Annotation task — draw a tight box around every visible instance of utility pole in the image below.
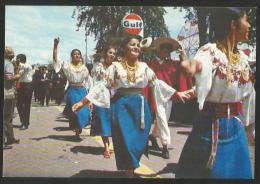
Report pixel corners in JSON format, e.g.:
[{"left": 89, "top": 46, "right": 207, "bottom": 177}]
[{"left": 85, "top": 34, "right": 88, "bottom": 64}]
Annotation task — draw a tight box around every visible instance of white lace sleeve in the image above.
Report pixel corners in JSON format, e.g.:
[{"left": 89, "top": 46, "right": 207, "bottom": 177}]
[
  {"left": 85, "top": 63, "right": 116, "bottom": 108},
  {"left": 242, "top": 87, "right": 255, "bottom": 126},
  {"left": 85, "top": 82, "right": 110, "bottom": 108},
  {"left": 146, "top": 65, "right": 176, "bottom": 104},
  {"left": 53, "top": 60, "right": 69, "bottom": 74},
  {"left": 146, "top": 65, "right": 176, "bottom": 126},
  {"left": 83, "top": 75, "right": 93, "bottom": 90},
  {"left": 193, "top": 44, "right": 215, "bottom": 110}
]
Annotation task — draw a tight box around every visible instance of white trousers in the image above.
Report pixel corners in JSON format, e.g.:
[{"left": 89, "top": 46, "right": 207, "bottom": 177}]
[{"left": 151, "top": 100, "right": 172, "bottom": 145}]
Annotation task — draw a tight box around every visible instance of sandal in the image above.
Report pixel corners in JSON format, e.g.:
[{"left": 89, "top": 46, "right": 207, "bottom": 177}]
[{"left": 103, "top": 150, "right": 111, "bottom": 158}]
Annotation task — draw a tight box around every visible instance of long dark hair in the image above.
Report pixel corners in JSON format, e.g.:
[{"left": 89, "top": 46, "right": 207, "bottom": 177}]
[
  {"left": 70, "top": 49, "right": 83, "bottom": 62},
  {"left": 120, "top": 35, "right": 142, "bottom": 56},
  {"left": 209, "top": 8, "right": 247, "bottom": 42},
  {"left": 102, "top": 45, "right": 116, "bottom": 59}
]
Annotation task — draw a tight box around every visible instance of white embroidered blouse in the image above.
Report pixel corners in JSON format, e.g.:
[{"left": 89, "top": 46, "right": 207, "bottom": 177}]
[
  {"left": 54, "top": 61, "right": 93, "bottom": 90},
  {"left": 85, "top": 61, "right": 176, "bottom": 122},
  {"left": 194, "top": 43, "right": 255, "bottom": 125},
  {"left": 91, "top": 62, "right": 108, "bottom": 86}
]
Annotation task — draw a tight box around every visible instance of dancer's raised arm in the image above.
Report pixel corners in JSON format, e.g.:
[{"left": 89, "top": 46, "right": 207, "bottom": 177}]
[{"left": 53, "top": 38, "right": 59, "bottom": 64}]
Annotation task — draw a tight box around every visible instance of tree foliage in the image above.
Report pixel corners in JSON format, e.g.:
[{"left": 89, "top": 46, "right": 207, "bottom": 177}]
[
  {"left": 174, "top": 7, "right": 256, "bottom": 47},
  {"left": 247, "top": 7, "right": 256, "bottom": 46},
  {"left": 73, "top": 6, "right": 170, "bottom": 54}
]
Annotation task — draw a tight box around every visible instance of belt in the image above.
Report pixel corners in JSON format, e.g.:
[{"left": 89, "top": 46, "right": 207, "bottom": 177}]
[
  {"left": 20, "top": 82, "right": 32, "bottom": 85},
  {"left": 201, "top": 102, "right": 242, "bottom": 118},
  {"left": 115, "top": 88, "right": 145, "bottom": 130},
  {"left": 19, "top": 82, "right": 32, "bottom": 88},
  {"left": 69, "top": 82, "right": 84, "bottom": 87},
  {"left": 116, "top": 88, "right": 143, "bottom": 96},
  {"left": 202, "top": 102, "right": 243, "bottom": 170}
]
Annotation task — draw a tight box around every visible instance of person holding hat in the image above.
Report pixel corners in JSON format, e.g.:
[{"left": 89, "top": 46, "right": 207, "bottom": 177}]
[
  {"left": 146, "top": 37, "right": 195, "bottom": 159},
  {"left": 4, "top": 46, "right": 20, "bottom": 148},
  {"left": 16, "top": 53, "right": 34, "bottom": 130},
  {"left": 176, "top": 8, "right": 254, "bottom": 178},
  {"left": 53, "top": 37, "right": 93, "bottom": 139},
  {"left": 72, "top": 35, "right": 190, "bottom": 177}
]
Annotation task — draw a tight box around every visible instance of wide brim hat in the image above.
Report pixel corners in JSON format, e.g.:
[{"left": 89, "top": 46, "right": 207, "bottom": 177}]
[{"left": 154, "top": 37, "right": 181, "bottom": 52}]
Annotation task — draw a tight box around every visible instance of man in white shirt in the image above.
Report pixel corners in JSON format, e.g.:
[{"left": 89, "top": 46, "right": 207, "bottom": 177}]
[{"left": 16, "top": 54, "right": 34, "bottom": 130}]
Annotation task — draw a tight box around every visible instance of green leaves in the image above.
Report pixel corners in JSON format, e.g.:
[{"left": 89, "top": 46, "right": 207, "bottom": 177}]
[{"left": 73, "top": 6, "right": 170, "bottom": 54}]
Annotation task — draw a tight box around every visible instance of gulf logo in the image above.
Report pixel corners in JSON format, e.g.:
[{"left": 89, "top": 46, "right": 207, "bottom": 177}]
[{"left": 122, "top": 13, "right": 143, "bottom": 35}]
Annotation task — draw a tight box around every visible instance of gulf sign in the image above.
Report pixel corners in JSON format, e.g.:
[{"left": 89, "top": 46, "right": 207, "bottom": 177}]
[{"left": 122, "top": 13, "right": 143, "bottom": 35}]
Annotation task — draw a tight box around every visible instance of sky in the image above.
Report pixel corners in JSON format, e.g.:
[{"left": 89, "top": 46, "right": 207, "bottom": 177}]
[{"left": 5, "top": 6, "right": 187, "bottom": 65}]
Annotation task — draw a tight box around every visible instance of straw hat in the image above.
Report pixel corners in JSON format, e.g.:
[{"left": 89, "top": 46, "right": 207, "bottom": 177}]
[{"left": 154, "top": 37, "right": 181, "bottom": 52}]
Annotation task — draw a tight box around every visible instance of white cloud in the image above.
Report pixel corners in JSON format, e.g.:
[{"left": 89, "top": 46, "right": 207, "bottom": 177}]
[
  {"left": 5, "top": 6, "right": 89, "bottom": 65},
  {"left": 5, "top": 6, "right": 187, "bottom": 65},
  {"left": 164, "top": 7, "right": 187, "bottom": 38}
]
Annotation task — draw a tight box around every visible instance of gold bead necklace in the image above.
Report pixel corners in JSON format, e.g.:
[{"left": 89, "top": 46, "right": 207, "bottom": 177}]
[
  {"left": 121, "top": 58, "right": 139, "bottom": 83},
  {"left": 217, "top": 37, "right": 250, "bottom": 84}
]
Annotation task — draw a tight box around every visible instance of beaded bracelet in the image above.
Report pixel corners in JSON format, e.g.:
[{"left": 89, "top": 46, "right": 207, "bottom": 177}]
[{"left": 81, "top": 97, "right": 88, "bottom": 105}]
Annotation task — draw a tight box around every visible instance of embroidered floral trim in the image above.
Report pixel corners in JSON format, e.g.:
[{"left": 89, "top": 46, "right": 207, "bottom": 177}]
[
  {"left": 214, "top": 60, "right": 252, "bottom": 87},
  {"left": 68, "top": 63, "right": 86, "bottom": 73}
]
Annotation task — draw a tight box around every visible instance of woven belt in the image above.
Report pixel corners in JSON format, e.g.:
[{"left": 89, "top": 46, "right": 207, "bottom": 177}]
[
  {"left": 116, "top": 88, "right": 145, "bottom": 130},
  {"left": 201, "top": 102, "right": 242, "bottom": 118},
  {"left": 201, "top": 102, "right": 243, "bottom": 170},
  {"left": 69, "top": 82, "right": 84, "bottom": 87},
  {"left": 116, "top": 88, "right": 143, "bottom": 96}
]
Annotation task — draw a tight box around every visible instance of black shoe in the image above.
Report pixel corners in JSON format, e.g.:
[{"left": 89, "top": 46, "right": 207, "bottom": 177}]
[
  {"left": 20, "top": 125, "right": 28, "bottom": 130},
  {"left": 162, "top": 148, "right": 169, "bottom": 159},
  {"left": 5, "top": 139, "right": 20, "bottom": 145},
  {"left": 149, "top": 135, "right": 160, "bottom": 151}
]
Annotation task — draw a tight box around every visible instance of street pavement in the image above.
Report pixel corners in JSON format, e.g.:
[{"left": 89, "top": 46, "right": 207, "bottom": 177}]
[{"left": 3, "top": 99, "right": 255, "bottom": 178}]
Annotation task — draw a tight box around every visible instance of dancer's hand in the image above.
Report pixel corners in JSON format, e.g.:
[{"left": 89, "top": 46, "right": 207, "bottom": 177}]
[
  {"left": 54, "top": 37, "right": 59, "bottom": 46},
  {"left": 185, "top": 88, "right": 197, "bottom": 99},
  {"left": 181, "top": 59, "right": 202, "bottom": 76},
  {"left": 72, "top": 101, "right": 84, "bottom": 112},
  {"left": 178, "top": 48, "right": 187, "bottom": 61},
  {"left": 172, "top": 91, "right": 190, "bottom": 103}
]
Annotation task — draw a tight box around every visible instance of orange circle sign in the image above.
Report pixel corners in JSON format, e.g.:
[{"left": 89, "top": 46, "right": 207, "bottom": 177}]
[{"left": 122, "top": 13, "right": 143, "bottom": 35}]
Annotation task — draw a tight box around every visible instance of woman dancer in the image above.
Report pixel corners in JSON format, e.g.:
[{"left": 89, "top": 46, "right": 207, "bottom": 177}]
[
  {"left": 91, "top": 45, "right": 117, "bottom": 158},
  {"left": 72, "top": 35, "right": 191, "bottom": 177},
  {"left": 53, "top": 38, "right": 92, "bottom": 139},
  {"left": 176, "top": 8, "right": 255, "bottom": 178}
]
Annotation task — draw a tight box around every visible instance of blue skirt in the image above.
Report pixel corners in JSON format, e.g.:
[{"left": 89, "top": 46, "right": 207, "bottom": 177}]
[
  {"left": 66, "top": 86, "right": 91, "bottom": 129},
  {"left": 91, "top": 105, "right": 112, "bottom": 136},
  {"left": 111, "top": 94, "right": 151, "bottom": 170},
  {"left": 176, "top": 113, "right": 252, "bottom": 179}
]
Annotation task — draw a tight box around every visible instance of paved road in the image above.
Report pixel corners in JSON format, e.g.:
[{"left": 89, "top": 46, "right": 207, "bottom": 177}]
[{"left": 3, "top": 100, "right": 255, "bottom": 178}]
